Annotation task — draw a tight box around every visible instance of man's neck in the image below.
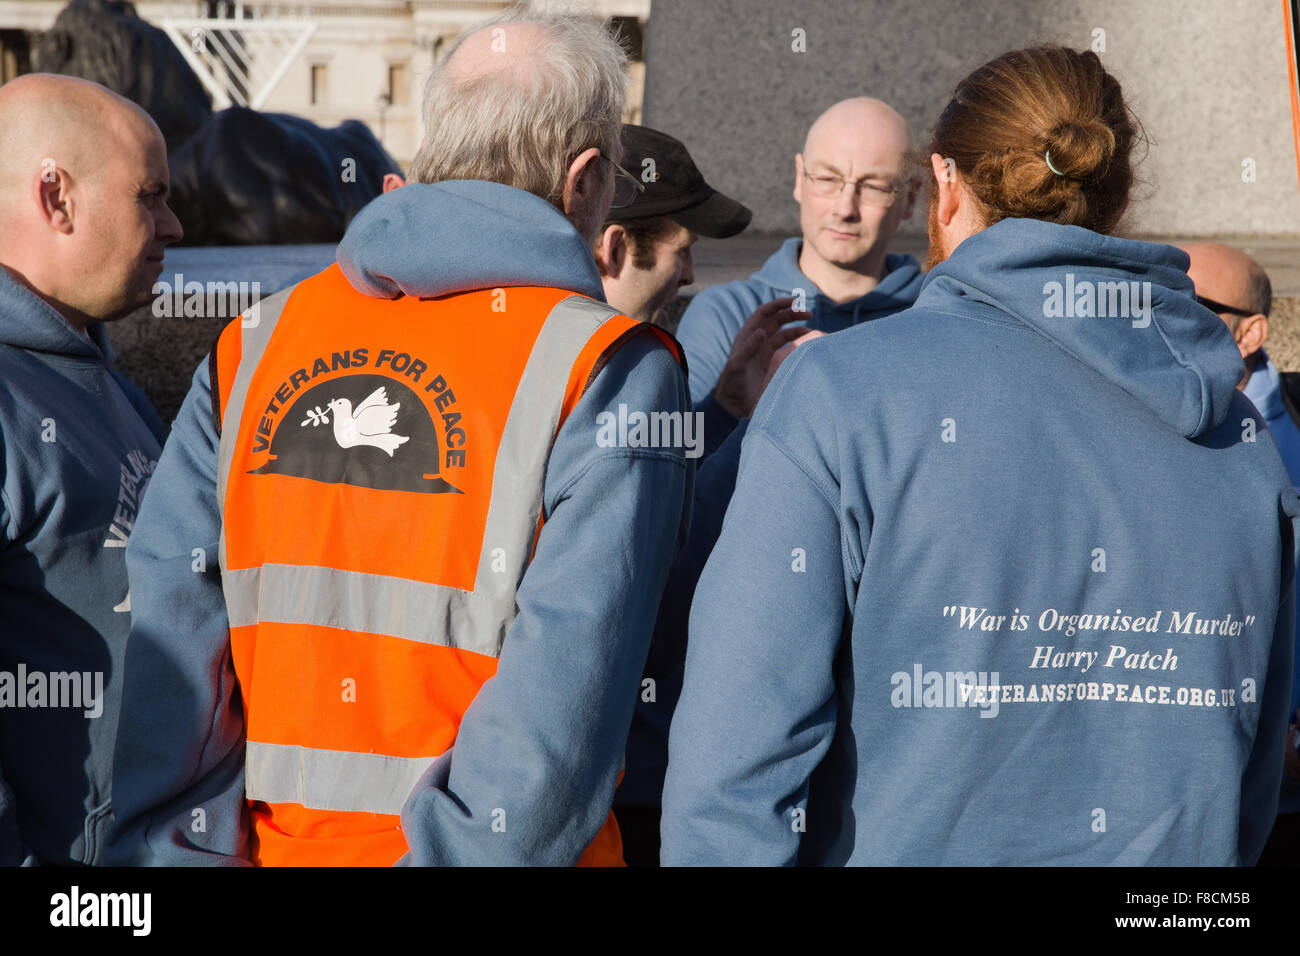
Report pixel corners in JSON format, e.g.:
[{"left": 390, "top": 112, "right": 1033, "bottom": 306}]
[
  {"left": 0, "top": 262, "right": 94, "bottom": 333},
  {"left": 1238, "top": 349, "right": 1262, "bottom": 390},
  {"left": 797, "top": 241, "right": 888, "bottom": 304}
]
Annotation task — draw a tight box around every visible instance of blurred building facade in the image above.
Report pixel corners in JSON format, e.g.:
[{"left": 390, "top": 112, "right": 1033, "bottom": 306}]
[{"left": 0, "top": 0, "right": 650, "bottom": 171}]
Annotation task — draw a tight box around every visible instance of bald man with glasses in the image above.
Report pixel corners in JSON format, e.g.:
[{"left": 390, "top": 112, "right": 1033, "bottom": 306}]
[{"left": 675, "top": 98, "right": 926, "bottom": 463}]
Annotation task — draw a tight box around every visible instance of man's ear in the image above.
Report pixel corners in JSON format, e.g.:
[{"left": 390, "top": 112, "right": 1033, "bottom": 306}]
[
  {"left": 381, "top": 173, "right": 406, "bottom": 193},
  {"left": 594, "top": 224, "right": 625, "bottom": 278},
  {"left": 793, "top": 153, "right": 804, "bottom": 203},
  {"left": 561, "top": 146, "right": 603, "bottom": 218},
  {"left": 35, "top": 163, "right": 75, "bottom": 234},
  {"left": 1236, "top": 312, "right": 1269, "bottom": 358},
  {"left": 930, "top": 153, "right": 960, "bottom": 227}
]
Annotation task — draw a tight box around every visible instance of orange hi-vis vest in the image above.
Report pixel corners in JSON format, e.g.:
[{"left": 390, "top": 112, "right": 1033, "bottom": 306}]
[{"left": 210, "top": 263, "right": 683, "bottom": 866}]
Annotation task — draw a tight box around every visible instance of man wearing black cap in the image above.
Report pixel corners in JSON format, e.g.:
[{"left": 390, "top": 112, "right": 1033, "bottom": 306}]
[
  {"left": 599, "top": 125, "right": 763, "bottom": 865},
  {"left": 595, "top": 124, "right": 751, "bottom": 327}
]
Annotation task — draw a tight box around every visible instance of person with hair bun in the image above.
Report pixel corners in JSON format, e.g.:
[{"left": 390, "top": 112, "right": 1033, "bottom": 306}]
[{"left": 663, "top": 45, "right": 1298, "bottom": 866}]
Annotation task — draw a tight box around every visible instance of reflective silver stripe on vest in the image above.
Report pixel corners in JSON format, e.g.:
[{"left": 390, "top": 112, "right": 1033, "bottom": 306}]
[
  {"left": 245, "top": 740, "right": 438, "bottom": 814},
  {"left": 223, "top": 562, "right": 516, "bottom": 652},
  {"left": 216, "top": 292, "right": 621, "bottom": 660},
  {"left": 215, "top": 287, "right": 295, "bottom": 572}
]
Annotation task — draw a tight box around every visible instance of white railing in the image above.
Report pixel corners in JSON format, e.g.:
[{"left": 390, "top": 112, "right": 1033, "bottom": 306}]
[{"left": 160, "top": 16, "right": 316, "bottom": 110}]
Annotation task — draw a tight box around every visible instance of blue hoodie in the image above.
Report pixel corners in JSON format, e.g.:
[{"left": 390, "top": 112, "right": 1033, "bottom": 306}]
[
  {"left": 105, "top": 180, "right": 691, "bottom": 866},
  {"left": 1241, "top": 350, "right": 1300, "bottom": 817},
  {"left": 675, "top": 237, "right": 924, "bottom": 406},
  {"left": 662, "top": 218, "right": 1298, "bottom": 866},
  {"left": 1244, "top": 350, "right": 1300, "bottom": 496},
  {"left": 0, "top": 266, "right": 165, "bottom": 865}
]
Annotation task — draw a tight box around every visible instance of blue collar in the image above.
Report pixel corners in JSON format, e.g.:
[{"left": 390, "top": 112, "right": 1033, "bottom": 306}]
[{"left": 1242, "top": 349, "right": 1285, "bottom": 422}]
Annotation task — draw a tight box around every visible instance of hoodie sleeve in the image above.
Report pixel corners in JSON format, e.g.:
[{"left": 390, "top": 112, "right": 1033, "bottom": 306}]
[
  {"left": 104, "top": 358, "right": 251, "bottom": 866},
  {"left": 685, "top": 419, "right": 746, "bottom": 563},
  {"left": 0, "top": 442, "right": 32, "bottom": 865},
  {"left": 398, "top": 335, "right": 691, "bottom": 865},
  {"left": 676, "top": 286, "right": 747, "bottom": 406},
  {"left": 653, "top": 416, "right": 747, "bottom": 658},
  {"left": 640, "top": 417, "right": 748, "bottom": 708},
  {"left": 695, "top": 393, "right": 741, "bottom": 460},
  {"left": 662, "top": 352, "right": 845, "bottom": 866},
  {"left": 1238, "top": 496, "right": 1300, "bottom": 864},
  {"left": 1292, "top": 608, "right": 1300, "bottom": 722},
  {"left": 0, "top": 755, "right": 36, "bottom": 866}
]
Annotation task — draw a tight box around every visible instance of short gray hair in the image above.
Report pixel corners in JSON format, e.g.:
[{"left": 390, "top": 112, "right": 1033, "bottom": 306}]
[
  {"left": 1226, "top": 262, "right": 1273, "bottom": 333},
  {"left": 1245, "top": 263, "right": 1272, "bottom": 318},
  {"left": 409, "top": 2, "right": 628, "bottom": 208}
]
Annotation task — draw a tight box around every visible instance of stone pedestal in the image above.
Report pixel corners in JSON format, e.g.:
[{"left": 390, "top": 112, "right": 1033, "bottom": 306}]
[{"left": 643, "top": 0, "right": 1300, "bottom": 239}]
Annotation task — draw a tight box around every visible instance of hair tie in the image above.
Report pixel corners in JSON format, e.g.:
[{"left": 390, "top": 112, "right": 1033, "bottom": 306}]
[{"left": 1044, "top": 150, "right": 1065, "bottom": 176}]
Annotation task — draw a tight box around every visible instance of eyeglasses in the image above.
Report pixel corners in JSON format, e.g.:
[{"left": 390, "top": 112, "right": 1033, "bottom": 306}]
[
  {"left": 602, "top": 154, "right": 646, "bottom": 209},
  {"left": 1195, "top": 294, "right": 1256, "bottom": 318},
  {"left": 802, "top": 170, "right": 902, "bottom": 207}
]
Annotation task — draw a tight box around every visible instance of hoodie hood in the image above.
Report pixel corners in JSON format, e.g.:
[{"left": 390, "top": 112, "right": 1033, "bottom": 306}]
[
  {"left": 916, "top": 218, "right": 1244, "bottom": 438},
  {"left": 0, "top": 265, "right": 116, "bottom": 362},
  {"left": 753, "top": 236, "right": 924, "bottom": 323},
  {"left": 336, "top": 180, "right": 606, "bottom": 302}
]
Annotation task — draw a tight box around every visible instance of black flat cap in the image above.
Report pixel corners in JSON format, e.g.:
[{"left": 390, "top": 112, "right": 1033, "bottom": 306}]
[{"left": 608, "top": 124, "right": 752, "bottom": 238}]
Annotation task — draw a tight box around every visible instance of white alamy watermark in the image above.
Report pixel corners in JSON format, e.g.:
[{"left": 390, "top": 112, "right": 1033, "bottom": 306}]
[
  {"left": 0, "top": 665, "right": 103, "bottom": 718},
  {"left": 50, "top": 886, "right": 150, "bottom": 936},
  {"left": 595, "top": 404, "right": 704, "bottom": 459},
  {"left": 1042, "top": 274, "right": 1152, "bottom": 328},
  {"left": 152, "top": 273, "right": 261, "bottom": 322},
  {"left": 890, "top": 664, "right": 1001, "bottom": 718}
]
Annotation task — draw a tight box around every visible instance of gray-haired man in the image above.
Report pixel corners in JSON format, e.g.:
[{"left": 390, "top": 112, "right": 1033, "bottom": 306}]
[{"left": 108, "top": 2, "right": 691, "bottom": 866}]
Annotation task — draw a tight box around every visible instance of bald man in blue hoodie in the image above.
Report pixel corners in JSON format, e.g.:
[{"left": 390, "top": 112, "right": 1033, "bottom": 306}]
[
  {"left": 0, "top": 74, "right": 180, "bottom": 865},
  {"left": 634, "top": 100, "right": 924, "bottom": 865},
  {"left": 676, "top": 97, "right": 925, "bottom": 460}
]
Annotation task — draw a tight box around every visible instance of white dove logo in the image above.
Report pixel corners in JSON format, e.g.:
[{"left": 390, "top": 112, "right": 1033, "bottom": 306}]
[{"left": 325, "top": 387, "right": 410, "bottom": 457}]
